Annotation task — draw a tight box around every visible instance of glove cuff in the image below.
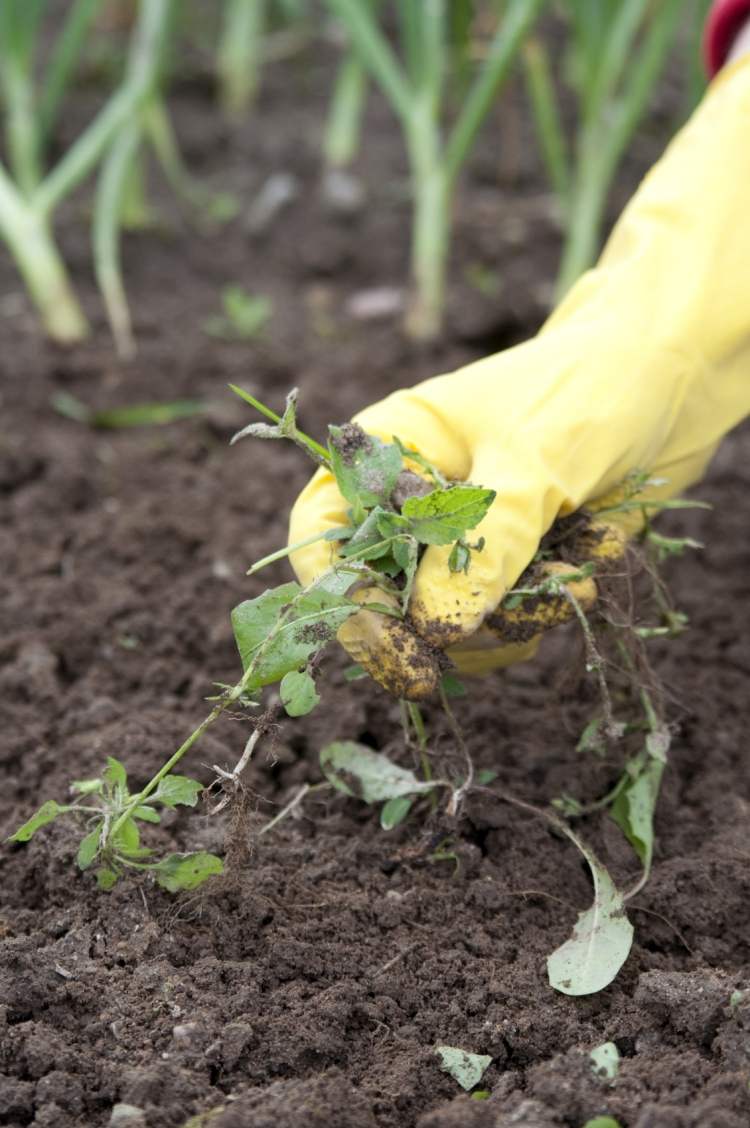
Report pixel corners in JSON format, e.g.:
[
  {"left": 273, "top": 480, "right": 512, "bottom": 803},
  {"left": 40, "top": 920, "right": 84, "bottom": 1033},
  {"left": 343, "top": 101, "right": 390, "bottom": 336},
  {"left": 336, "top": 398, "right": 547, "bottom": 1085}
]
[{"left": 705, "top": 0, "right": 750, "bottom": 76}]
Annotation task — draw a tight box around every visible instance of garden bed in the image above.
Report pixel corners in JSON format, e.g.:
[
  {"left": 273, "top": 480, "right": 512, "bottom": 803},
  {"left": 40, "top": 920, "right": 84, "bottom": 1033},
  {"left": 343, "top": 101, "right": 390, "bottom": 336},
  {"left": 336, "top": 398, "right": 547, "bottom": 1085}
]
[{"left": 2, "top": 51, "right": 750, "bottom": 1128}]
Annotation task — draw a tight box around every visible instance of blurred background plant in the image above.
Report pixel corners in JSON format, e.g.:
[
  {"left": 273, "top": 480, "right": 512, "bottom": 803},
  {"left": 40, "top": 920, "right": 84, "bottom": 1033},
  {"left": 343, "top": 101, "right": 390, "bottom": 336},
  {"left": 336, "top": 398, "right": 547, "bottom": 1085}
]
[{"left": 0, "top": 0, "right": 714, "bottom": 353}]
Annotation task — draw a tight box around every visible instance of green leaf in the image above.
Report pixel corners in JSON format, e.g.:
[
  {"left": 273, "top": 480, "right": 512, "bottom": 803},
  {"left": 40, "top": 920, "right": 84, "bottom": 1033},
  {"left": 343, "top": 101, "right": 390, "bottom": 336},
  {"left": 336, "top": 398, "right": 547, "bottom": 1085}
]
[
  {"left": 152, "top": 774, "right": 203, "bottom": 808},
  {"left": 590, "top": 1041, "right": 620, "bottom": 1081},
  {"left": 344, "top": 664, "right": 367, "bottom": 682},
  {"left": 53, "top": 392, "right": 206, "bottom": 429},
  {"left": 434, "top": 1045, "right": 492, "bottom": 1091},
  {"left": 152, "top": 852, "right": 224, "bottom": 892},
  {"left": 448, "top": 540, "right": 471, "bottom": 574},
  {"left": 441, "top": 673, "right": 467, "bottom": 699},
  {"left": 610, "top": 758, "right": 664, "bottom": 876},
  {"left": 280, "top": 670, "right": 320, "bottom": 717},
  {"left": 547, "top": 838, "right": 633, "bottom": 997},
  {"left": 104, "top": 757, "right": 128, "bottom": 790},
  {"left": 8, "top": 800, "right": 70, "bottom": 843},
  {"left": 96, "top": 867, "right": 119, "bottom": 891},
  {"left": 204, "top": 286, "right": 271, "bottom": 340},
  {"left": 70, "top": 778, "right": 103, "bottom": 795},
  {"left": 577, "top": 717, "right": 605, "bottom": 756},
  {"left": 76, "top": 827, "right": 101, "bottom": 870},
  {"left": 339, "top": 507, "right": 397, "bottom": 560},
  {"left": 328, "top": 424, "right": 402, "bottom": 509},
  {"left": 133, "top": 805, "right": 161, "bottom": 823},
  {"left": 113, "top": 818, "right": 141, "bottom": 857},
  {"left": 232, "top": 581, "right": 357, "bottom": 687},
  {"left": 320, "top": 742, "right": 436, "bottom": 804},
  {"left": 583, "top": 1120, "right": 624, "bottom": 1128},
  {"left": 380, "top": 796, "right": 413, "bottom": 830},
  {"left": 402, "top": 486, "right": 496, "bottom": 546}
]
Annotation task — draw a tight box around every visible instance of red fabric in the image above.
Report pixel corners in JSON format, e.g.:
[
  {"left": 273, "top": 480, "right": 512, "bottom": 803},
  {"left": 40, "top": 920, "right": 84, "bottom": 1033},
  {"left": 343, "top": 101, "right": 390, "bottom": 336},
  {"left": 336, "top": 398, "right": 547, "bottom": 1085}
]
[{"left": 705, "top": 0, "right": 750, "bottom": 76}]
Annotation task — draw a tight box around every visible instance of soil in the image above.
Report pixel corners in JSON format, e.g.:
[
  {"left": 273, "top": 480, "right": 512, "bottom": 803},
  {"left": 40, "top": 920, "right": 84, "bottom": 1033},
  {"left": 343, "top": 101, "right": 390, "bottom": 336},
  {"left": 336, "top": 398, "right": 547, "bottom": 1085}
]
[{"left": 2, "top": 29, "right": 750, "bottom": 1128}]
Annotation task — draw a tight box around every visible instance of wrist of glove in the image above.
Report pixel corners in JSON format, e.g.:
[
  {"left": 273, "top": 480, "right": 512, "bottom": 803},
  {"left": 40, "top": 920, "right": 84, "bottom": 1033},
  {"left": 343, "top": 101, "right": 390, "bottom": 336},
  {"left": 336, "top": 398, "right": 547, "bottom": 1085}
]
[{"left": 289, "top": 54, "right": 750, "bottom": 699}]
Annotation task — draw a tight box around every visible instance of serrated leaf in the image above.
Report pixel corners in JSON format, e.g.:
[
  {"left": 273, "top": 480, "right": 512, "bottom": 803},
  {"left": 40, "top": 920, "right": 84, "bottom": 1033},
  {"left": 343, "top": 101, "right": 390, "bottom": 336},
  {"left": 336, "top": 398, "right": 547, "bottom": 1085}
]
[
  {"left": 547, "top": 837, "right": 633, "bottom": 997},
  {"left": 435, "top": 1045, "right": 492, "bottom": 1091},
  {"left": 96, "top": 867, "right": 119, "bottom": 890},
  {"left": 380, "top": 796, "right": 413, "bottom": 830},
  {"left": 70, "top": 778, "right": 103, "bottom": 795},
  {"left": 328, "top": 425, "right": 402, "bottom": 509},
  {"left": 590, "top": 1041, "right": 620, "bottom": 1081},
  {"left": 232, "top": 581, "right": 357, "bottom": 687},
  {"left": 134, "top": 805, "right": 161, "bottom": 823},
  {"left": 77, "top": 827, "right": 102, "bottom": 870},
  {"left": 402, "top": 486, "right": 496, "bottom": 546},
  {"left": 320, "top": 742, "right": 436, "bottom": 804},
  {"left": 104, "top": 757, "right": 128, "bottom": 790},
  {"left": 152, "top": 775, "right": 203, "bottom": 808},
  {"left": 8, "top": 800, "right": 70, "bottom": 843},
  {"left": 152, "top": 852, "right": 224, "bottom": 892},
  {"left": 610, "top": 758, "right": 664, "bottom": 875},
  {"left": 280, "top": 670, "right": 320, "bottom": 717}
]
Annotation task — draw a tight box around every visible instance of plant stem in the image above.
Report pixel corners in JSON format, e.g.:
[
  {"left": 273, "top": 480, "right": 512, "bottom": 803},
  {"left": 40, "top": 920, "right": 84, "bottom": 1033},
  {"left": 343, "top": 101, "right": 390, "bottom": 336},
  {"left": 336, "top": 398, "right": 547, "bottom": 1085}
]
[
  {"left": 324, "top": 50, "right": 368, "bottom": 168},
  {"left": 217, "top": 0, "right": 267, "bottom": 118},
  {"left": 0, "top": 163, "right": 87, "bottom": 341},
  {"left": 93, "top": 119, "right": 141, "bottom": 358},
  {"left": 39, "top": 0, "right": 102, "bottom": 147},
  {"left": 0, "top": 46, "right": 41, "bottom": 195},
  {"left": 34, "top": 0, "right": 173, "bottom": 219},
  {"left": 405, "top": 102, "right": 449, "bottom": 340}
]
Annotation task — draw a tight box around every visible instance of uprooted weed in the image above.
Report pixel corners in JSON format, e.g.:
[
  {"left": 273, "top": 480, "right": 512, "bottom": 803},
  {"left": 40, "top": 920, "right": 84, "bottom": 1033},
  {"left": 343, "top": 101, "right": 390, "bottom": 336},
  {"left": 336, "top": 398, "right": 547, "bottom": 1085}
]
[{"left": 6, "top": 388, "right": 708, "bottom": 996}]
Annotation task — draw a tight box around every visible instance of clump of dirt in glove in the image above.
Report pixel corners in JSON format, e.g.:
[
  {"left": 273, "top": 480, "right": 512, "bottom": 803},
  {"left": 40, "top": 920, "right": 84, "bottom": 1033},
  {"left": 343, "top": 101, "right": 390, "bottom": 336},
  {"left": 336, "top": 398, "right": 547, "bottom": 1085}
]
[{"left": 3, "top": 39, "right": 750, "bottom": 1128}]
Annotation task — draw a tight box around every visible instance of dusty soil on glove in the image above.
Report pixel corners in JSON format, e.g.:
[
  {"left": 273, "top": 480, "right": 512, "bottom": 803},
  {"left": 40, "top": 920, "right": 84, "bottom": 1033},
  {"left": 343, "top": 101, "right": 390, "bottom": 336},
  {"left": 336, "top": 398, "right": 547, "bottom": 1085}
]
[{"left": 2, "top": 27, "right": 750, "bottom": 1128}]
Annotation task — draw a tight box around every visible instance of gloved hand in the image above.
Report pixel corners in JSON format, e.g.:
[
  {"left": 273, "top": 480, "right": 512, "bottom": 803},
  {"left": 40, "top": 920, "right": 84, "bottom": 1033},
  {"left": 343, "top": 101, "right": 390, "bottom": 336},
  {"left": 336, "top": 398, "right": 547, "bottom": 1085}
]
[{"left": 289, "top": 54, "right": 750, "bottom": 698}]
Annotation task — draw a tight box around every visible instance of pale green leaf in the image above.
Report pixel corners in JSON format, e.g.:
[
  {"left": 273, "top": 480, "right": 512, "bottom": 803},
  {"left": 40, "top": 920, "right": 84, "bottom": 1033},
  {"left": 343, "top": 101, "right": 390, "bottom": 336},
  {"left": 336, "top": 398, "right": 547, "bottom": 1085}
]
[
  {"left": 402, "top": 486, "right": 496, "bottom": 545},
  {"left": 104, "top": 757, "right": 128, "bottom": 790},
  {"left": 133, "top": 805, "right": 161, "bottom": 823},
  {"left": 8, "top": 800, "right": 70, "bottom": 843},
  {"left": 328, "top": 425, "right": 402, "bottom": 509},
  {"left": 320, "top": 742, "right": 436, "bottom": 804},
  {"left": 547, "top": 837, "right": 633, "bottom": 997},
  {"left": 435, "top": 1045, "right": 492, "bottom": 1091},
  {"left": 583, "top": 1119, "right": 624, "bottom": 1128},
  {"left": 380, "top": 796, "right": 413, "bottom": 830},
  {"left": 152, "top": 852, "right": 224, "bottom": 892},
  {"left": 113, "top": 818, "right": 141, "bottom": 857},
  {"left": 590, "top": 1041, "right": 620, "bottom": 1081},
  {"left": 96, "top": 867, "right": 119, "bottom": 890},
  {"left": 152, "top": 774, "right": 203, "bottom": 808},
  {"left": 70, "top": 778, "right": 103, "bottom": 795},
  {"left": 76, "top": 827, "right": 101, "bottom": 870},
  {"left": 232, "top": 582, "right": 357, "bottom": 687},
  {"left": 610, "top": 758, "right": 664, "bottom": 875},
  {"left": 280, "top": 670, "right": 320, "bottom": 717}
]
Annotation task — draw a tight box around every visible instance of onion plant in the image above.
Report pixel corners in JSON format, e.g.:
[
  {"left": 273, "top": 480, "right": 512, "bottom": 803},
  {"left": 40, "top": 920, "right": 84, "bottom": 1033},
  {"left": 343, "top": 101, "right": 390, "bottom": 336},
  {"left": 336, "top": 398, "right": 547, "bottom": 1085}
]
[
  {"left": 217, "top": 0, "right": 309, "bottom": 118},
  {"left": 323, "top": 0, "right": 546, "bottom": 340},
  {"left": 0, "top": 0, "right": 172, "bottom": 344},
  {"left": 523, "top": 0, "right": 683, "bottom": 301}
]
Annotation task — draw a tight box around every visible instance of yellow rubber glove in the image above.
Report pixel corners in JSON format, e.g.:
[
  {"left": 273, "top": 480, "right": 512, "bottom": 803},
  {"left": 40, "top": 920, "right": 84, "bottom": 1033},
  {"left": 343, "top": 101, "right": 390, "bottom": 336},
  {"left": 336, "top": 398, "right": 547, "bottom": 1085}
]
[{"left": 289, "top": 55, "right": 750, "bottom": 698}]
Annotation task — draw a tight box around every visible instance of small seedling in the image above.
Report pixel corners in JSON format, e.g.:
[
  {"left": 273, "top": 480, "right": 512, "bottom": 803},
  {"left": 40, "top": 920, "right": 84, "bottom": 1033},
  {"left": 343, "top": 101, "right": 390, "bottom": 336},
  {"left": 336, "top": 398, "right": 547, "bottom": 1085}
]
[
  {"left": 203, "top": 286, "right": 273, "bottom": 340},
  {"left": 7, "top": 756, "right": 221, "bottom": 892}
]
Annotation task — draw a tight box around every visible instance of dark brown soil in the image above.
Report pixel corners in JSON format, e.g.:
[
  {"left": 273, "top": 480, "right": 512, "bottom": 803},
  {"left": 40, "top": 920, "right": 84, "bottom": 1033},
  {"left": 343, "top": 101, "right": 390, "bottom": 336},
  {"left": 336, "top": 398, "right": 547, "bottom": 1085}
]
[{"left": 2, "top": 36, "right": 750, "bottom": 1128}]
